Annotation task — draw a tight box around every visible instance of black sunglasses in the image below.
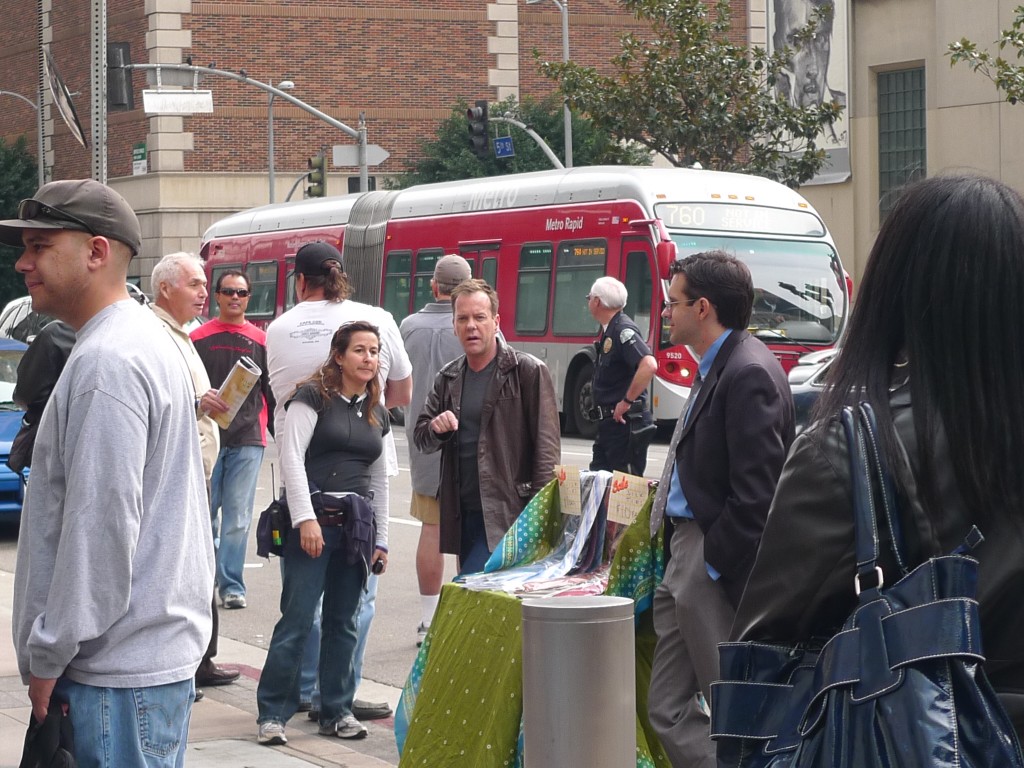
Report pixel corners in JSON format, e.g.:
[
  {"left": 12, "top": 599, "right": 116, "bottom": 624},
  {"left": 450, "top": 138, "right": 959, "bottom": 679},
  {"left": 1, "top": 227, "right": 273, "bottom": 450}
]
[
  {"left": 18, "top": 199, "right": 97, "bottom": 235},
  {"left": 217, "top": 288, "right": 251, "bottom": 298}
]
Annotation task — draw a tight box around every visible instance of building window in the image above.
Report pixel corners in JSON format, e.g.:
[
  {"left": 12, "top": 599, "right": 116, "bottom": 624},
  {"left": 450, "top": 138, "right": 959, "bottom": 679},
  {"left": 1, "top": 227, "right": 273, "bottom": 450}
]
[
  {"left": 878, "top": 67, "right": 926, "bottom": 217},
  {"left": 107, "top": 43, "right": 134, "bottom": 111},
  {"left": 348, "top": 176, "right": 377, "bottom": 193}
]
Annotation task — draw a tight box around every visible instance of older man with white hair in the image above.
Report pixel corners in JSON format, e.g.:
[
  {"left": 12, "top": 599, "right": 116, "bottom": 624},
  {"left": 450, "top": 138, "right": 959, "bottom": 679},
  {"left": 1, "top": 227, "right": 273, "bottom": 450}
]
[
  {"left": 586, "top": 275, "right": 658, "bottom": 475},
  {"left": 152, "top": 251, "right": 241, "bottom": 692}
]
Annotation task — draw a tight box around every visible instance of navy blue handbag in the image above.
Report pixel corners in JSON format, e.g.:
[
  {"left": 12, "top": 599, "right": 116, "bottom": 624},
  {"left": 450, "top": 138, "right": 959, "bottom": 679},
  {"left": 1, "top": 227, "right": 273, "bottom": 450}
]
[{"left": 711, "top": 403, "right": 1024, "bottom": 768}]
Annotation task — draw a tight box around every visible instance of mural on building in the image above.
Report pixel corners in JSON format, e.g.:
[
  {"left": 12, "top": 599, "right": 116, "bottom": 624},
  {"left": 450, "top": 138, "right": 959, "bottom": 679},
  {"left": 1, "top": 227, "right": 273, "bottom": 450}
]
[{"left": 768, "top": 0, "right": 850, "bottom": 184}]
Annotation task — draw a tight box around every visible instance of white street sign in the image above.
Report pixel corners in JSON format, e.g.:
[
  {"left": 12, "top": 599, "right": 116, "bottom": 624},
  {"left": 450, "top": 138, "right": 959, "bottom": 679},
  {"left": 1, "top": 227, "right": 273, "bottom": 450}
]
[
  {"left": 333, "top": 144, "right": 390, "bottom": 167},
  {"left": 142, "top": 90, "right": 214, "bottom": 114}
]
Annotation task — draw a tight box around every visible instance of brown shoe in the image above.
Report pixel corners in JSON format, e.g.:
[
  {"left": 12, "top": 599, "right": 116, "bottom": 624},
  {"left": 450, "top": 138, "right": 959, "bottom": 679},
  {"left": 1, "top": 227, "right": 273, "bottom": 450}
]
[{"left": 195, "top": 663, "right": 240, "bottom": 687}]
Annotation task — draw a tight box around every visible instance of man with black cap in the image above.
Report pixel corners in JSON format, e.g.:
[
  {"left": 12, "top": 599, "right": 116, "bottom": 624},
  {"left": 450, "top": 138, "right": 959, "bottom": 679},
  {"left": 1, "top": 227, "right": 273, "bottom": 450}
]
[
  {"left": 266, "top": 240, "right": 411, "bottom": 729},
  {"left": 400, "top": 254, "right": 472, "bottom": 646},
  {"left": 1, "top": 179, "right": 213, "bottom": 766}
]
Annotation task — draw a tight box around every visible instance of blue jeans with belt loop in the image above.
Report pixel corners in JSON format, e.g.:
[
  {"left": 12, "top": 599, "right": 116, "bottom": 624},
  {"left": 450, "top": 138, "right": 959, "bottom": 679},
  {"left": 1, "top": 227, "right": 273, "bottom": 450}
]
[
  {"left": 54, "top": 676, "right": 194, "bottom": 767},
  {"left": 257, "top": 524, "right": 363, "bottom": 727}
]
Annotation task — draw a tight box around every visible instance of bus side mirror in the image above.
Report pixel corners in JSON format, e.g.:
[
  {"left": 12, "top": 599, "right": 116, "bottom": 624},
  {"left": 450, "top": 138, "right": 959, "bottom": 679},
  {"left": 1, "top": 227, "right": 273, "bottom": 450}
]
[{"left": 656, "top": 241, "right": 677, "bottom": 279}]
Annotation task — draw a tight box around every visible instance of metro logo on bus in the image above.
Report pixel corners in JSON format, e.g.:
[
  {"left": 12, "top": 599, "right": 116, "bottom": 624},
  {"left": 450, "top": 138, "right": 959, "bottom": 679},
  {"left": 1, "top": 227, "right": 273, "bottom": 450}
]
[
  {"left": 544, "top": 215, "right": 584, "bottom": 233},
  {"left": 467, "top": 187, "right": 519, "bottom": 211}
]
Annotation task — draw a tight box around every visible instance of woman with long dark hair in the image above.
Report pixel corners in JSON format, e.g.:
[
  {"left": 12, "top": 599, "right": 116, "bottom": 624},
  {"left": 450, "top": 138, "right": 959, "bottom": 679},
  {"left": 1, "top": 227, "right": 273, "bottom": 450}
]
[
  {"left": 733, "top": 174, "right": 1024, "bottom": 739},
  {"left": 256, "top": 321, "right": 390, "bottom": 746}
]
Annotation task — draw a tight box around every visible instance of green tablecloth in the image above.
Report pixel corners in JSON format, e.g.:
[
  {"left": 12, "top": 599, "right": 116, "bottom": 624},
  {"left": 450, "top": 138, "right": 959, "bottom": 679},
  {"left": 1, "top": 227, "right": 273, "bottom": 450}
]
[{"left": 396, "top": 479, "right": 669, "bottom": 767}]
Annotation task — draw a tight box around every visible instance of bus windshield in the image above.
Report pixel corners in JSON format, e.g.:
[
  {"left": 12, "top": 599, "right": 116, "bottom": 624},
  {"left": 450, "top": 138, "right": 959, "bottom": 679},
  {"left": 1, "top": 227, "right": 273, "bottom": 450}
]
[{"left": 662, "top": 234, "right": 846, "bottom": 347}]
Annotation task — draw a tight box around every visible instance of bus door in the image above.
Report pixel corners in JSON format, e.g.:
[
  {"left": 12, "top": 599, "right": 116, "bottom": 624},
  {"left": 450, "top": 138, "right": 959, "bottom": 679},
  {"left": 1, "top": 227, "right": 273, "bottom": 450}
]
[
  {"left": 459, "top": 242, "right": 499, "bottom": 290},
  {"left": 620, "top": 237, "right": 690, "bottom": 423}
]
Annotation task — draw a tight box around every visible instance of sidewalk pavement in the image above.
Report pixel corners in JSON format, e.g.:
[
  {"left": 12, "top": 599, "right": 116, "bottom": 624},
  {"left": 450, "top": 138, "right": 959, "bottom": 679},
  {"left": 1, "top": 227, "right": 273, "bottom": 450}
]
[{"left": 0, "top": 569, "right": 401, "bottom": 768}]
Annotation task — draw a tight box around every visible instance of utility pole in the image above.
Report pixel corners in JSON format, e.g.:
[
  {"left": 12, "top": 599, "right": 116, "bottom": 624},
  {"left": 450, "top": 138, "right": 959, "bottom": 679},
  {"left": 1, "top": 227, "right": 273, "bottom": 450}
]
[{"left": 91, "top": 0, "right": 107, "bottom": 183}]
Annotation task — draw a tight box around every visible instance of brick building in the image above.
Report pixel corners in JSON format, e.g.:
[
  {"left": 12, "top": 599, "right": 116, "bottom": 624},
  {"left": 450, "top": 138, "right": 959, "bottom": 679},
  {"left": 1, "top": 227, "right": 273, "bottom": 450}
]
[{"left": 1, "top": 0, "right": 755, "bottom": 284}]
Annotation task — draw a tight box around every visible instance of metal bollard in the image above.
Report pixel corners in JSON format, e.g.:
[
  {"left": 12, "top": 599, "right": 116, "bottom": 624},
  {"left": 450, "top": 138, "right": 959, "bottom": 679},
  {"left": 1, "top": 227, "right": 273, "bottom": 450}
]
[{"left": 521, "top": 596, "right": 636, "bottom": 767}]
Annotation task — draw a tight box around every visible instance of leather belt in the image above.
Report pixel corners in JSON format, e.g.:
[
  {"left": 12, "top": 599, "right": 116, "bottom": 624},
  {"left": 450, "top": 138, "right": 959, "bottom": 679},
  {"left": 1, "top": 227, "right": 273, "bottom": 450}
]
[{"left": 317, "top": 513, "right": 346, "bottom": 527}]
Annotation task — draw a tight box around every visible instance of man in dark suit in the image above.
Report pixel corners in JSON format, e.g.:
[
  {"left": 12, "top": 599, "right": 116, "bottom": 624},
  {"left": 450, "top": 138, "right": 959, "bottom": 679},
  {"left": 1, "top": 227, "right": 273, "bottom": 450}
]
[{"left": 647, "top": 251, "right": 795, "bottom": 766}]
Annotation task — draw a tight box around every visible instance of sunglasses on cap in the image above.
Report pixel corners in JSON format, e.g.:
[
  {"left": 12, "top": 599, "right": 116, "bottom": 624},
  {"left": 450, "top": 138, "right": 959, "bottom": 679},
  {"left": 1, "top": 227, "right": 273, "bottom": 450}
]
[
  {"left": 216, "top": 288, "right": 251, "bottom": 298},
  {"left": 18, "top": 199, "right": 97, "bottom": 235}
]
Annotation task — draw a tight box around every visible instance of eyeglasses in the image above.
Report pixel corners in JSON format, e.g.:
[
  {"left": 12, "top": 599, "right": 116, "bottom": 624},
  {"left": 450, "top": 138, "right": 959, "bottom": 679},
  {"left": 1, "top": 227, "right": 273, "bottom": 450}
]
[
  {"left": 217, "top": 288, "right": 251, "bottom": 298},
  {"left": 664, "top": 297, "right": 699, "bottom": 309},
  {"left": 18, "top": 198, "right": 97, "bottom": 235},
  {"left": 585, "top": 294, "right": 595, "bottom": 301}
]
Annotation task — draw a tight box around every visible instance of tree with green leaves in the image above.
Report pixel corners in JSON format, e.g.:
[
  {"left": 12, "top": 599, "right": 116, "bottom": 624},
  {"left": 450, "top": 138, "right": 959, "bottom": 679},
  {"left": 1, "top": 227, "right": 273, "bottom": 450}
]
[
  {"left": 538, "top": 0, "right": 842, "bottom": 188},
  {"left": 389, "top": 95, "right": 651, "bottom": 189},
  {"left": 0, "top": 136, "right": 39, "bottom": 305},
  {"left": 949, "top": 7, "right": 1024, "bottom": 104}
]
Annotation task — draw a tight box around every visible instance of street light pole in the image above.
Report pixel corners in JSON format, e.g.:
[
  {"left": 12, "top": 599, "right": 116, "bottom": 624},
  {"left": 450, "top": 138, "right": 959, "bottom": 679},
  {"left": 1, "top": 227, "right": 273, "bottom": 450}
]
[
  {"left": 268, "top": 79, "right": 294, "bottom": 204},
  {"left": 0, "top": 90, "right": 44, "bottom": 188},
  {"left": 526, "top": 0, "right": 572, "bottom": 168}
]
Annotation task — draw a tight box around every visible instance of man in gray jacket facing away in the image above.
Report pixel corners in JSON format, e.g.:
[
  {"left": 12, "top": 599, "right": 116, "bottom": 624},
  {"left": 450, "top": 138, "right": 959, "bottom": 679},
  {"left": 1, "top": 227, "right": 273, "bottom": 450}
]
[
  {"left": 1, "top": 179, "right": 213, "bottom": 767},
  {"left": 400, "top": 254, "right": 472, "bottom": 645}
]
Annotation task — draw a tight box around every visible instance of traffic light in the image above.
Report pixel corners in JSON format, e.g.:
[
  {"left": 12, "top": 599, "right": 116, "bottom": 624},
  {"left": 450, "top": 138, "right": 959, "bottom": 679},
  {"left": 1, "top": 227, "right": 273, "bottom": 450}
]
[
  {"left": 467, "top": 100, "right": 490, "bottom": 159},
  {"left": 306, "top": 153, "right": 326, "bottom": 198}
]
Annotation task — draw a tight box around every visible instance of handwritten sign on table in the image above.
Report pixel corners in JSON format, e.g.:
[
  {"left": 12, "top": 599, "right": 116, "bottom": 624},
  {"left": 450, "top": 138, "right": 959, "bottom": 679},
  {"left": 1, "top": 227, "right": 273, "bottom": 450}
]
[
  {"left": 607, "top": 470, "right": 647, "bottom": 525},
  {"left": 555, "top": 465, "right": 582, "bottom": 516}
]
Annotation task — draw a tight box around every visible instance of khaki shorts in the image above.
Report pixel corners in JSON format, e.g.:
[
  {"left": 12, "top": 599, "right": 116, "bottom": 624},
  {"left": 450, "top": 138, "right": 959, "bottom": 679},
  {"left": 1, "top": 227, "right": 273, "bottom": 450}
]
[{"left": 410, "top": 491, "right": 441, "bottom": 525}]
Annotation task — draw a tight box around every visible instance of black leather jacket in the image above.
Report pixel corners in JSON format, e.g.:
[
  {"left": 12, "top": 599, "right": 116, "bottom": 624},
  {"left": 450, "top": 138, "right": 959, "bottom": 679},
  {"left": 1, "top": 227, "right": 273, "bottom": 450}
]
[{"left": 733, "top": 388, "right": 1024, "bottom": 736}]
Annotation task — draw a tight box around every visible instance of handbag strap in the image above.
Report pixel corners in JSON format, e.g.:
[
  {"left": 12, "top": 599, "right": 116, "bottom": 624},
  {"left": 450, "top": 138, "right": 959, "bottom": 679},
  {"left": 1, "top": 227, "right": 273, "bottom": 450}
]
[
  {"left": 841, "top": 403, "right": 908, "bottom": 600},
  {"left": 857, "top": 403, "right": 908, "bottom": 575}
]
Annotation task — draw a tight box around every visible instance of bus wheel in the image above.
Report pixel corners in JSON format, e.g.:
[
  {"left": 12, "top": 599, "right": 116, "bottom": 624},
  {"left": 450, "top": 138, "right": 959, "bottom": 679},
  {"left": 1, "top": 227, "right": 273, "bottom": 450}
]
[{"left": 571, "top": 364, "right": 599, "bottom": 440}]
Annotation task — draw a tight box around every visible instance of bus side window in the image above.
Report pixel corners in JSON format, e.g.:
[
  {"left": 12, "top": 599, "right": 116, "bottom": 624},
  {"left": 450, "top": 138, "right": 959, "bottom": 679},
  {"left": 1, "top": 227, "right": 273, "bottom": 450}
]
[
  {"left": 552, "top": 239, "right": 607, "bottom": 336},
  {"left": 246, "top": 261, "right": 278, "bottom": 319},
  {"left": 516, "top": 244, "right": 552, "bottom": 334},
  {"left": 209, "top": 263, "right": 244, "bottom": 318},
  {"left": 623, "top": 249, "right": 654, "bottom": 341},
  {"left": 384, "top": 251, "right": 413, "bottom": 319},
  {"left": 284, "top": 259, "right": 297, "bottom": 313},
  {"left": 413, "top": 248, "right": 444, "bottom": 313}
]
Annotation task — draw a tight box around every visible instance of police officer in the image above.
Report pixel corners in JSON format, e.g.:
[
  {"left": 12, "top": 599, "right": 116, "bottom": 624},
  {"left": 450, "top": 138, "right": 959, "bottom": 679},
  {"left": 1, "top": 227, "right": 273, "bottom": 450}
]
[{"left": 587, "top": 276, "right": 658, "bottom": 475}]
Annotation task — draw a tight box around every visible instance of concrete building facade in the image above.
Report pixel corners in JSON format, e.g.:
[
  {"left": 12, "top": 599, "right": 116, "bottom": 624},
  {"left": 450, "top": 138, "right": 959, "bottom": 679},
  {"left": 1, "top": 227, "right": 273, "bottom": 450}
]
[{"left": 797, "top": 0, "right": 1024, "bottom": 282}]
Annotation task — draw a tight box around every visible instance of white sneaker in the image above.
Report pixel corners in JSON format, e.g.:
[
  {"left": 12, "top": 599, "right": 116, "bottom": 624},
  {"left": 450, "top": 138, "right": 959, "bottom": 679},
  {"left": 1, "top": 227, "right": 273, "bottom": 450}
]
[
  {"left": 223, "top": 594, "right": 247, "bottom": 609},
  {"left": 416, "top": 622, "right": 428, "bottom": 647},
  {"left": 257, "top": 720, "right": 287, "bottom": 745},
  {"left": 320, "top": 713, "right": 368, "bottom": 739}
]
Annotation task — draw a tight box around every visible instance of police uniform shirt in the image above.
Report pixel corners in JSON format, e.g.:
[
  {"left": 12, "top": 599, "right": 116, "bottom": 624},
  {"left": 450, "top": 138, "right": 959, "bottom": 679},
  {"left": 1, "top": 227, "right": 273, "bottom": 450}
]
[{"left": 592, "top": 311, "right": 652, "bottom": 407}]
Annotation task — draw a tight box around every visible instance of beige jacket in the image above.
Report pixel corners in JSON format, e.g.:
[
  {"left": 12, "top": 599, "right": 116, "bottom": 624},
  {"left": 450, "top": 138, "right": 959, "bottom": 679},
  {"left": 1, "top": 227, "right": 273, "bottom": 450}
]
[{"left": 152, "top": 305, "right": 219, "bottom": 481}]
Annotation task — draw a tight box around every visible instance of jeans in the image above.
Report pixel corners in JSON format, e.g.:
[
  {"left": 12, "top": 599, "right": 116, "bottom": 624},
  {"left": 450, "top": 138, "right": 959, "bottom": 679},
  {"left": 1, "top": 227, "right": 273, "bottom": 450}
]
[
  {"left": 257, "top": 526, "right": 362, "bottom": 726},
  {"left": 459, "top": 508, "right": 492, "bottom": 576},
  {"left": 210, "top": 444, "right": 264, "bottom": 599},
  {"left": 55, "top": 676, "right": 194, "bottom": 768},
  {"left": 299, "top": 573, "right": 378, "bottom": 708}
]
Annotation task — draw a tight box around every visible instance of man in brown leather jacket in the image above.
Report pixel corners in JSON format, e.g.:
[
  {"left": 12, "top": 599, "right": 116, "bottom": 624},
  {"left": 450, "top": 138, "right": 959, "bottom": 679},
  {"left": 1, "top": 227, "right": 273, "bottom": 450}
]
[{"left": 414, "top": 279, "right": 561, "bottom": 575}]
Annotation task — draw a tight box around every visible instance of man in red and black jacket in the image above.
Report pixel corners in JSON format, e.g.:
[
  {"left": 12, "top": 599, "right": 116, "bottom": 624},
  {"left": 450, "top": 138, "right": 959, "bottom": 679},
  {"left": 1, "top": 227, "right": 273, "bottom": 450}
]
[{"left": 191, "top": 269, "right": 275, "bottom": 611}]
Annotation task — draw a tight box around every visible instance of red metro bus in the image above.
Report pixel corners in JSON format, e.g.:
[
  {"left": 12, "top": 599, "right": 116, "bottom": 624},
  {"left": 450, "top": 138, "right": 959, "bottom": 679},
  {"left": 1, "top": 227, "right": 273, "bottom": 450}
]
[{"left": 200, "top": 166, "right": 848, "bottom": 437}]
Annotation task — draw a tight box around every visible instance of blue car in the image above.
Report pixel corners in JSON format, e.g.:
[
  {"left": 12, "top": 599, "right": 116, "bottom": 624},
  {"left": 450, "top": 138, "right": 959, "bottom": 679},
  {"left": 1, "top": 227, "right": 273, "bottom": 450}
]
[{"left": 0, "top": 337, "right": 28, "bottom": 521}]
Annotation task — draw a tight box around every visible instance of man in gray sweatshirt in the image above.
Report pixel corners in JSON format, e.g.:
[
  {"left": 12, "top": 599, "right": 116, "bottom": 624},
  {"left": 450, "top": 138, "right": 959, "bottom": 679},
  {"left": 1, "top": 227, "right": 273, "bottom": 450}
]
[{"left": 0, "top": 179, "right": 213, "bottom": 767}]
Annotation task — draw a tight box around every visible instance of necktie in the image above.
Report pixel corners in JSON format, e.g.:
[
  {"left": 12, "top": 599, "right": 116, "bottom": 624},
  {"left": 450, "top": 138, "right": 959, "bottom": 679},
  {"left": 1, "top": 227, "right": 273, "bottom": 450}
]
[{"left": 650, "top": 373, "right": 702, "bottom": 537}]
